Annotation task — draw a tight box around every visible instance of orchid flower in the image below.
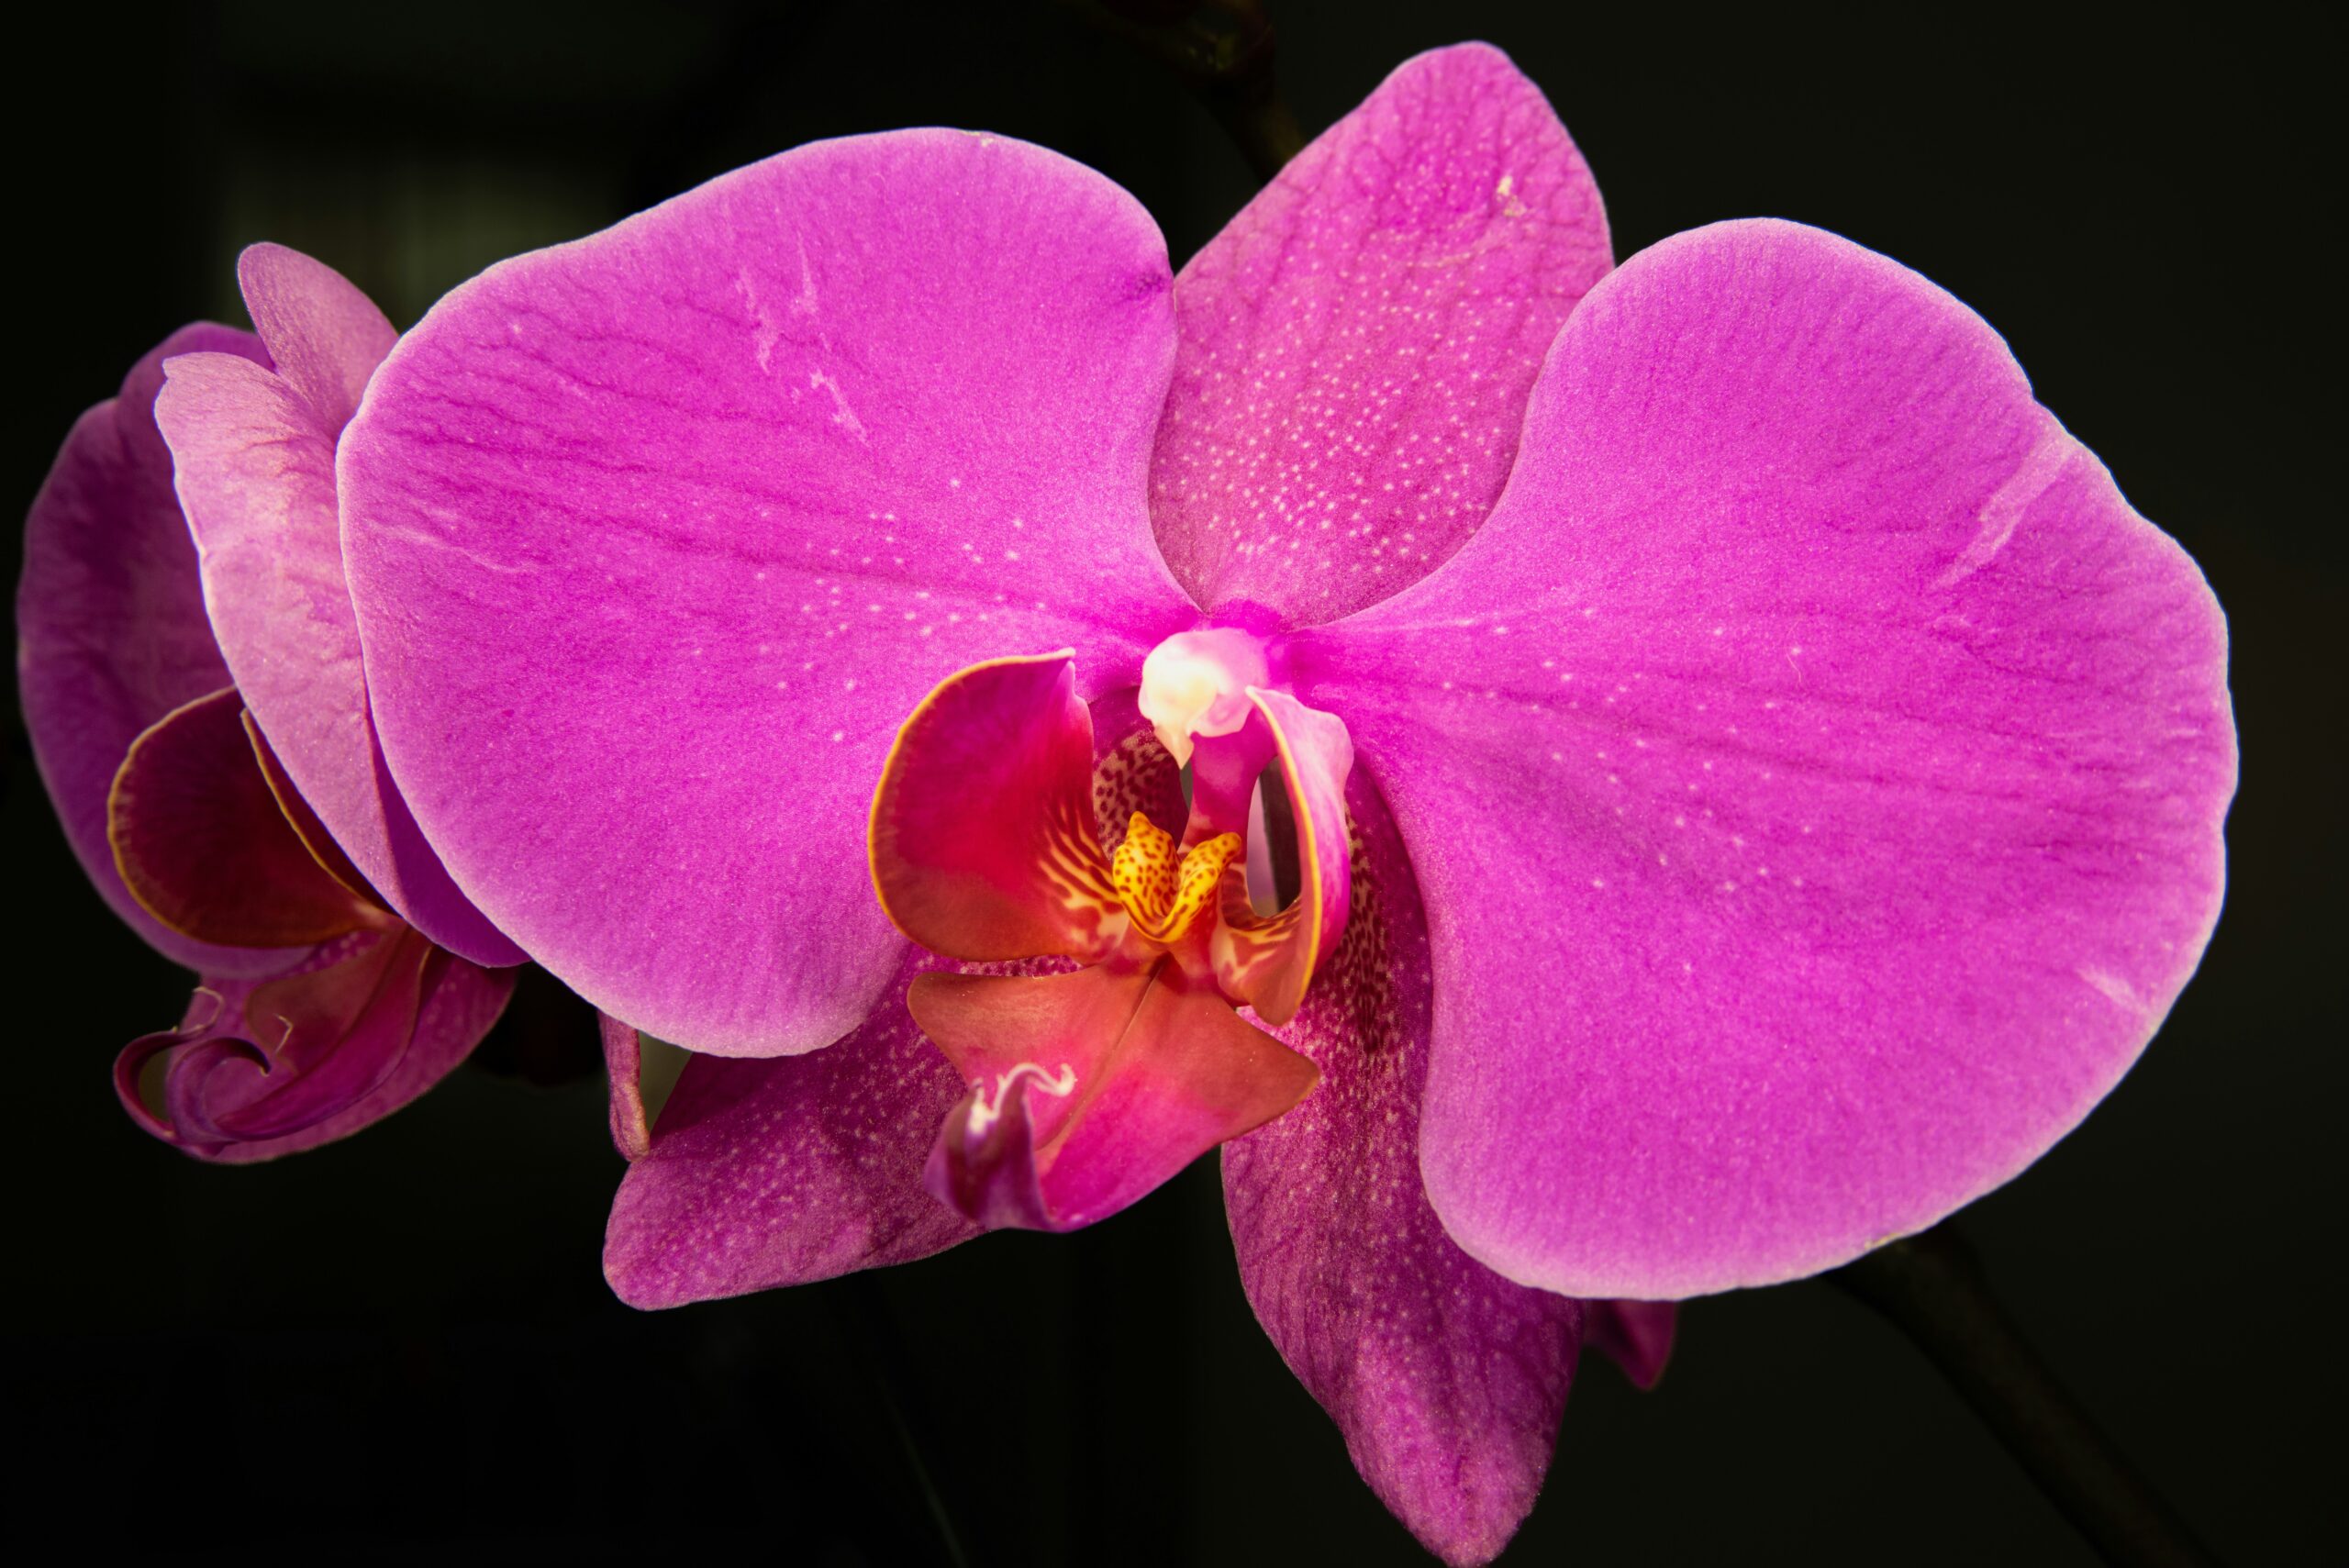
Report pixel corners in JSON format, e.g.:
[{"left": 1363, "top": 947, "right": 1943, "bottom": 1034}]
[
  {"left": 18, "top": 247, "right": 524, "bottom": 1161},
  {"left": 327, "top": 44, "right": 2231, "bottom": 1562}
]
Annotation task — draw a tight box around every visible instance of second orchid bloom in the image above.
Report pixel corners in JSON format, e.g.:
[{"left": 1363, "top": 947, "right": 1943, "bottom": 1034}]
[{"left": 22, "top": 250, "right": 526, "bottom": 1161}]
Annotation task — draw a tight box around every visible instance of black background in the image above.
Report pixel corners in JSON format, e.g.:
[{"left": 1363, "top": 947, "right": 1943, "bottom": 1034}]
[{"left": 6, "top": 4, "right": 2338, "bottom": 1562}]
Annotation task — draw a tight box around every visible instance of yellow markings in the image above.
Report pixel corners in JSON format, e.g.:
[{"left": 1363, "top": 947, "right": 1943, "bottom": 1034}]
[{"left": 1111, "top": 813, "right": 1241, "bottom": 945}]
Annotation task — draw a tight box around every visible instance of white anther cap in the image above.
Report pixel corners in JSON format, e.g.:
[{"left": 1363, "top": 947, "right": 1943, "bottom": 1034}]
[{"left": 1138, "top": 628, "right": 1270, "bottom": 767}]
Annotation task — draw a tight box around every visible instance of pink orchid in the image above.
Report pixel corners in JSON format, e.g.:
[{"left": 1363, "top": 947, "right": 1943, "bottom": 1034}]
[
  {"left": 18, "top": 248, "right": 524, "bottom": 1162},
  {"left": 328, "top": 44, "right": 2231, "bottom": 1563}
]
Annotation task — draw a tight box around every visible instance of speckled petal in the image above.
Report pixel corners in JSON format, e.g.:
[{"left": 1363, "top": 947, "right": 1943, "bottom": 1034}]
[
  {"left": 106, "top": 687, "right": 387, "bottom": 948},
  {"left": 18, "top": 327, "right": 296, "bottom": 978},
  {"left": 158, "top": 264, "right": 526, "bottom": 967},
  {"left": 1301, "top": 220, "right": 2237, "bottom": 1298},
  {"left": 1225, "top": 769, "right": 1583, "bottom": 1567},
  {"left": 604, "top": 951, "right": 981, "bottom": 1307},
  {"left": 342, "top": 129, "right": 1194, "bottom": 1055},
  {"left": 114, "top": 930, "right": 514, "bottom": 1163},
  {"left": 1149, "top": 42, "right": 1609, "bottom": 625}
]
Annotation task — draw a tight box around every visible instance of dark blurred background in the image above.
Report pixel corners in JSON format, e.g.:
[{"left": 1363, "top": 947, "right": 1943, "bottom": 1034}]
[{"left": 6, "top": 4, "right": 2338, "bottom": 1562}]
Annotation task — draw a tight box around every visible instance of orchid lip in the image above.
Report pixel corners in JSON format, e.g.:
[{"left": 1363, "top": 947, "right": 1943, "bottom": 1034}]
[
  {"left": 1109, "top": 813, "right": 1242, "bottom": 946},
  {"left": 966, "top": 1061, "right": 1077, "bottom": 1135},
  {"left": 866, "top": 651, "right": 1354, "bottom": 1234},
  {"left": 868, "top": 651, "right": 1353, "bottom": 1008}
]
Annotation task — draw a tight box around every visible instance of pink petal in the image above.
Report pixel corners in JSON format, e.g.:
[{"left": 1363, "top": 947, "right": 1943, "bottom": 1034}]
[
  {"left": 234, "top": 241, "right": 398, "bottom": 435},
  {"left": 1303, "top": 220, "right": 2237, "bottom": 1297},
  {"left": 1225, "top": 769, "right": 1582, "bottom": 1568},
  {"left": 107, "top": 686, "right": 388, "bottom": 948},
  {"left": 157, "top": 339, "right": 525, "bottom": 968},
  {"left": 604, "top": 951, "right": 981, "bottom": 1307},
  {"left": 341, "top": 129, "right": 1195, "bottom": 1055},
  {"left": 870, "top": 653, "right": 1119, "bottom": 962},
  {"left": 914, "top": 959, "right": 1318, "bottom": 1232},
  {"left": 1149, "top": 42, "right": 1609, "bottom": 626},
  {"left": 114, "top": 929, "right": 514, "bottom": 1162},
  {"left": 17, "top": 326, "right": 295, "bottom": 978},
  {"left": 1210, "top": 686, "right": 1353, "bottom": 1026}
]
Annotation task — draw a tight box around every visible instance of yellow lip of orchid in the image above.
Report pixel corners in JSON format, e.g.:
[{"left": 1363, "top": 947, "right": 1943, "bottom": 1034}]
[{"left": 1109, "top": 813, "right": 1243, "bottom": 946}]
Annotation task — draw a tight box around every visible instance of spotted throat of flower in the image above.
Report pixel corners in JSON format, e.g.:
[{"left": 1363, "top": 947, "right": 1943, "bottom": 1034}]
[{"left": 866, "top": 629, "right": 1356, "bottom": 1231}]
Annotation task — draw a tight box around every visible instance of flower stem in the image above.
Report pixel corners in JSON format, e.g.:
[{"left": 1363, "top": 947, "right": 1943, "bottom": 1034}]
[
  {"left": 1053, "top": 0, "right": 1306, "bottom": 183},
  {"left": 1828, "top": 1223, "right": 2219, "bottom": 1568},
  {"left": 833, "top": 1273, "right": 972, "bottom": 1568}
]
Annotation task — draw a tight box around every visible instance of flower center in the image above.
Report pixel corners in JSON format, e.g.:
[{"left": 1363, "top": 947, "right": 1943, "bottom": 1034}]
[
  {"left": 867, "top": 650, "right": 1357, "bottom": 1235},
  {"left": 1109, "top": 813, "right": 1242, "bottom": 944}
]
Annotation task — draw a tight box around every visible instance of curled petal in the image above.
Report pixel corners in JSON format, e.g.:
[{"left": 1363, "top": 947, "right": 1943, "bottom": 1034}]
[
  {"left": 1225, "top": 770, "right": 1581, "bottom": 1567},
  {"left": 925, "top": 1060, "right": 1061, "bottom": 1232},
  {"left": 914, "top": 960, "right": 1318, "bottom": 1232},
  {"left": 1303, "top": 220, "right": 2236, "bottom": 1297},
  {"left": 341, "top": 128, "right": 1195, "bottom": 1054},
  {"left": 1151, "top": 42, "right": 1610, "bottom": 624},
  {"left": 107, "top": 687, "right": 387, "bottom": 949},
  {"left": 870, "top": 653, "right": 1121, "bottom": 962},
  {"left": 113, "top": 930, "right": 514, "bottom": 1162},
  {"left": 157, "top": 324, "right": 525, "bottom": 967},
  {"left": 160, "top": 929, "right": 426, "bottom": 1147},
  {"left": 1211, "top": 687, "right": 1353, "bottom": 1026},
  {"left": 114, "top": 985, "right": 235, "bottom": 1146},
  {"left": 157, "top": 1034, "right": 277, "bottom": 1148},
  {"left": 17, "top": 325, "right": 295, "bottom": 977}
]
